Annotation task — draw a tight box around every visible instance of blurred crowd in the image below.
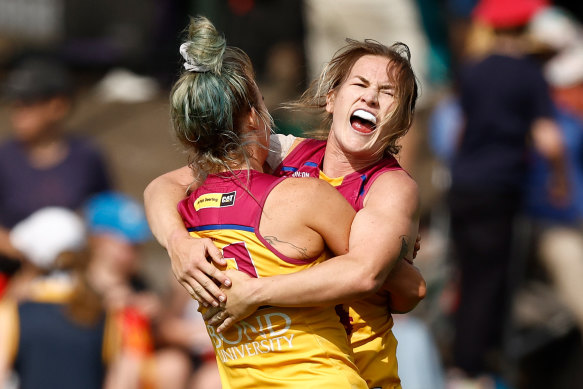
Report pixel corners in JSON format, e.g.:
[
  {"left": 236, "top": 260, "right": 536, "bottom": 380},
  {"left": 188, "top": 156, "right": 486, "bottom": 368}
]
[{"left": 0, "top": 0, "right": 582, "bottom": 389}]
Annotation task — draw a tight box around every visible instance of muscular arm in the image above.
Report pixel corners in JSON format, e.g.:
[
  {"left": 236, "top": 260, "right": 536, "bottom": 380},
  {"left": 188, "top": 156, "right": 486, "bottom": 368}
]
[
  {"left": 208, "top": 171, "right": 424, "bottom": 330},
  {"left": 143, "top": 166, "right": 229, "bottom": 306}
]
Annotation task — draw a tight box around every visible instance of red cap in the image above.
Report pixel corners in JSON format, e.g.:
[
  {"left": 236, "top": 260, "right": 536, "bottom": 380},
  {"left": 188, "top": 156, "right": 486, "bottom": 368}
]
[{"left": 472, "top": 0, "right": 549, "bottom": 28}]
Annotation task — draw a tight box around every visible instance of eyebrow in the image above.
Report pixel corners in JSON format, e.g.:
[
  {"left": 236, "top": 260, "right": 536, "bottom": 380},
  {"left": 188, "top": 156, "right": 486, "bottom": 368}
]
[{"left": 352, "top": 75, "right": 394, "bottom": 89}]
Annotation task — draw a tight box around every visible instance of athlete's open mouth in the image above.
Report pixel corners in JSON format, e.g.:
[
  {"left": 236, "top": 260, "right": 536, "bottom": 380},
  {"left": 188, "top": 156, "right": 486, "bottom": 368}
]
[{"left": 350, "top": 109, "right": 377, "bottom": 134}]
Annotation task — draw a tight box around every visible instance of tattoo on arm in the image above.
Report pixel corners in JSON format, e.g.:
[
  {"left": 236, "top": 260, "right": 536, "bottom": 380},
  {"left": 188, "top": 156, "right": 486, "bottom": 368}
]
[
  {"left": 399, "top": 235, "right": 409, "bottom": 260},
  {"left": 264, "top": 236, "right": 310, "bottom": 259}
]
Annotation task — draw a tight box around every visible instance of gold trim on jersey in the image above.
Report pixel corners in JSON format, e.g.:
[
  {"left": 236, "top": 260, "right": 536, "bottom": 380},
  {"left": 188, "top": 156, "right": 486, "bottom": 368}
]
[{"left": 318, "top": 171, "right": 344, "bottom": 187}]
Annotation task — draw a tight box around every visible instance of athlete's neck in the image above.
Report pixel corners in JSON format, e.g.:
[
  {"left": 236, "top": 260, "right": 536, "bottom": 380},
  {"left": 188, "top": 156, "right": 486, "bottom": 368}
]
[
  {"left": 217, "top": 154, "right": 265, "bottom": 174},
  {"left": 322, "top": 139, "right": 382, "bottom": 178}
]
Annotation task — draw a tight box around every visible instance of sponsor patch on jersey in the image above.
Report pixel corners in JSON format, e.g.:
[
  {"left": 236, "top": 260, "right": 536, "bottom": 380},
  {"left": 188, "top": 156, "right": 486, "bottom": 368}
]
[{"left": 194, "top": 191, "right": 236, "bottom": 210}]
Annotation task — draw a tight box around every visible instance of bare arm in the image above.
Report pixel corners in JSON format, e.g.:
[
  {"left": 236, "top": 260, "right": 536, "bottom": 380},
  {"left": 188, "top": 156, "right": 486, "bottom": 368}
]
[
  {"left": 103, "top": 351, "right": 143, "bottom": 389},
  {"left": 0, "top": 227, "right": 24, "bottom": 260},
  {"left": 208, "top": 171, "right": 423, "bottom": 331},
  {"left": 531, "top": 117, "right": 569, "bottom": 205},
  {"left": 0, "top": 300, "right": 17, "bottom": 386},
  {"left": 383, "top": 258, "right": 426, "bottom": 314},
  {"left": 143, "top": 166, "right": 228, "bottom": 306}
]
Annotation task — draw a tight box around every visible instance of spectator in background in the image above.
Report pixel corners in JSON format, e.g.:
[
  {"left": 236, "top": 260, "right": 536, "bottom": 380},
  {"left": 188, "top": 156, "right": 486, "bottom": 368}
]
[
  {"left": 85, "top": 190, "right": 217, "bottom": 389},
  {"left": 83, "top": 191, "right": 159, "bottom": 388},
  {"left": 0, "top": 56, "right": 112, "bottom": 296},
  {"left": 154, "top": 279, "right": 221, "bottom": 389},
  {"left": 302, "top": 0, "right": 430, "bottom": 105},
  {"left": 0, "top": 207, "right": 138, "bottom": 389},
  {"left": 446, "top": 0, "right": 568, "bottom": 387},
  {"left": 526, "top": 4, "right": 583, "bottom": 345}
]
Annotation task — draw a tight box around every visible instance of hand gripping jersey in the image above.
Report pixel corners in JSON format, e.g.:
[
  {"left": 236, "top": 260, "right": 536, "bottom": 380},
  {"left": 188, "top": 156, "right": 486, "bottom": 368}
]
[
  {"left": 275, "top": 138, "right": 403, "bottom": 389},
  {"left": 178, "top": 170, "right": 367, "bottom": 389}
]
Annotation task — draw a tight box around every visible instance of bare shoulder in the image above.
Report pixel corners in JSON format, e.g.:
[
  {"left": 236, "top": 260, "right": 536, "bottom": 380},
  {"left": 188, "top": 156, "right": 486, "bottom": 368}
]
[
  {"left": 365, "top": 169, "right": 420, "bottom": 214},
  {"left": 267, "top": 177, "right": 350, "bottom": 219}
]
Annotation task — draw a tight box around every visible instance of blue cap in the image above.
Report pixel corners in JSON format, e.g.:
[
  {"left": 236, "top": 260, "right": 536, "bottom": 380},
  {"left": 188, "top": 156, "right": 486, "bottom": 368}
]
[{"left": 84, "top": 191, "right": 151, "bottom": 244}]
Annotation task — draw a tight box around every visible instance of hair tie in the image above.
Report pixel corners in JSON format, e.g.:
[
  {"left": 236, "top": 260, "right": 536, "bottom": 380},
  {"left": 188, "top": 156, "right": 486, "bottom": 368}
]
[{"left": 179, "top": 43, "right": 211, "bottom": 73}]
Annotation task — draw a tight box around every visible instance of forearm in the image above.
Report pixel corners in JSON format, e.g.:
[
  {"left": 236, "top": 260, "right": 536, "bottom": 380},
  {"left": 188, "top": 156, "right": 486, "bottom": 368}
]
[
  {"left": 143, "top": 167, "right": 192, "bottom": 248},
  {"left": 144, "top": 166, "right": 230, "bottom": 304},
  {"left": 248, "top": 183, "right": 417, "bottom": 308},
  {"left": 248, "top": 253, "right": 384, "bottom": 308},
  {"left": 383, "top": 259, "right": 426, "bottom": 313}
]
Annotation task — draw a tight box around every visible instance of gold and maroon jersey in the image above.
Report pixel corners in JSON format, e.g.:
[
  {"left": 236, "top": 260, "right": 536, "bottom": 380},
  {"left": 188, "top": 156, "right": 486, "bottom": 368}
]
[
  {"left": 178, "top": 170, "right": 366, "bottom": 389},
  {"left": 275, "top": 138, "right": 403, "bottom": 388}
]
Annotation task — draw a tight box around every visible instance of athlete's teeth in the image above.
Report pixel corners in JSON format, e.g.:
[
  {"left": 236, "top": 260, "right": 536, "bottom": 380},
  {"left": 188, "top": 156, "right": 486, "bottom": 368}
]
[{"left": 352, "top": 109, "right": 376, "bottom": 124}]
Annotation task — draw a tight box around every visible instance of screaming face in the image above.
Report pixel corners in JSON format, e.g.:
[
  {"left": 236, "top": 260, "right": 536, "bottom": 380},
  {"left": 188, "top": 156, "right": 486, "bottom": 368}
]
[{"left": 326, "top": 54, "right": 396, "bottom": 161}]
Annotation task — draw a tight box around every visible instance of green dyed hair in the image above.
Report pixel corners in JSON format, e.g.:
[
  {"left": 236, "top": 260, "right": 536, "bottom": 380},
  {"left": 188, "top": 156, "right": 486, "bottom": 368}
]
[
  {"left": 287, "top": 39, "right": 419, "bottom": 157},
  {"left": 170, "top": 16, "right": 271, "bottom": 176}
]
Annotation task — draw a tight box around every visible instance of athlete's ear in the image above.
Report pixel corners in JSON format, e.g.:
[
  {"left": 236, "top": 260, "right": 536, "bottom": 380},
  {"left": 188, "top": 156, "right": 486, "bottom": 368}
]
[
  {"left": 247, "top": 106, "right": 261, "bottom": 131},
  {"left": 325, "top": 90, "right": 335, "bottom": 114}
]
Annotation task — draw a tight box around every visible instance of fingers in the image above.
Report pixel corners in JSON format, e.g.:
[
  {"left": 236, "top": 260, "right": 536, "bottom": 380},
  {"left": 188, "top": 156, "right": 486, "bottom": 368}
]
[
  {"left": 205, "top": 240, "right": 227, "bottom": 267},
  {"left": 195, "top": 262, "right": 229, "bottom": 299},
  {"left": 203, "top": 306, "right": 222, "bottom": 322},
  {"left": 413, "top": 235, "right": 421, "bottom": 259},
  {"left": 177, "top": 269, "right": 221, "bottom": 307},
  {"left": 191, "top": 273, "right": 223, "bottom": 307},
  {"left": 216, "top": 317, "right": 235, "bottom": 333},
  {"left": 180, "top": 280, "right": 201, "bottom": 304},
  {"left": 168, "top": 236, "right": 231, "bottom": 304},
  {"left": 206, "top": 267, "right": 231, "bottom": 288}
]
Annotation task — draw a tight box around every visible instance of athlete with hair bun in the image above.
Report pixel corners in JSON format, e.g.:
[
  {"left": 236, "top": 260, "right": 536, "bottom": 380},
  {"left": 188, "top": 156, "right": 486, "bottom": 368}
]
[
  {"left": 146, "top": 18, "right": 426, "bottom": 389},
  {"left": 166, "top": 16, "right": 367, "bottom": 388}
]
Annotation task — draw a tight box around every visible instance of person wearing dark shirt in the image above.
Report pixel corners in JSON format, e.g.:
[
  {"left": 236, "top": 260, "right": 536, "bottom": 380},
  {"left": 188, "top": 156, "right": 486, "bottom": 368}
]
[
  {"left": 0, "top": 208, "right": 112, "bottom": 389},
  {"left": 0, "top": 56, "right": 111, "bottom": 292},
  {"left": 447, "top": 2, "right": 568, "bottom": 385}
]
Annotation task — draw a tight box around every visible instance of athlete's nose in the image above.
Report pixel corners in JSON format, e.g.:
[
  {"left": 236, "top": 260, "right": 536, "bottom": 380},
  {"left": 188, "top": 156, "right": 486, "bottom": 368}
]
[{"left": 361, "top": 87, "right": 379, "bottom": 107}]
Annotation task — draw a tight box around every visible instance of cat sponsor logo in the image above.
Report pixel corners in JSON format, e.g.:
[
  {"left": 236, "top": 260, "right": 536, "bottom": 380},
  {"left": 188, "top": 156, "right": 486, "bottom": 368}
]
[{"left": 194, "top": 191, "right": 236, "bottom": 210}]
